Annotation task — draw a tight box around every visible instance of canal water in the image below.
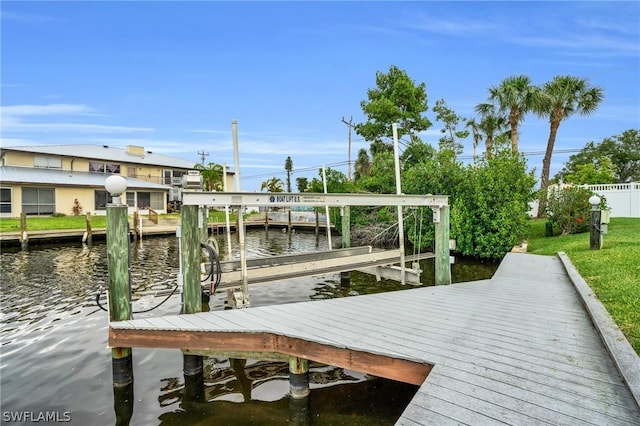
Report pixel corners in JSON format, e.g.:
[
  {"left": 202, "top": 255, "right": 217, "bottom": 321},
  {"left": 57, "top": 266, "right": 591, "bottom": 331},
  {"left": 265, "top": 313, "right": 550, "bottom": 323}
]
[{"left": 0, "top": 230, "right": 498, "bottom": 425}]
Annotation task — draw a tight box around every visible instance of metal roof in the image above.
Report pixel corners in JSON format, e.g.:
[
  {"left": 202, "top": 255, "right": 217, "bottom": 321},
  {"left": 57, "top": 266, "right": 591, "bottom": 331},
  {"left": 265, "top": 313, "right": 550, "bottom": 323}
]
[
  {"left": 2, "top": 144, "right": 197, "bottom": 169},
  {"left": 0, "top": 166, "right": 169, "bottom": 190}
]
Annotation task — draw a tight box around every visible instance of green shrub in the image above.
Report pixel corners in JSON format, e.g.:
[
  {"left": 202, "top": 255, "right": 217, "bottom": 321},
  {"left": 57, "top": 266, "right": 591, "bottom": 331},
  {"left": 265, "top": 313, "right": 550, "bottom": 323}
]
[{"left": 545, "top": 186, "right": 606, "bottom": 235}]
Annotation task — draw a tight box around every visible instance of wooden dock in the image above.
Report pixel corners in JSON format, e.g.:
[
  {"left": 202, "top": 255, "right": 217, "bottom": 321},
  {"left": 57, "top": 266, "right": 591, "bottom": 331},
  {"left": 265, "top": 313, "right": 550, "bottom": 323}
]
[{"left": 110, "top": 252, "right": 640, "bottom": 425}]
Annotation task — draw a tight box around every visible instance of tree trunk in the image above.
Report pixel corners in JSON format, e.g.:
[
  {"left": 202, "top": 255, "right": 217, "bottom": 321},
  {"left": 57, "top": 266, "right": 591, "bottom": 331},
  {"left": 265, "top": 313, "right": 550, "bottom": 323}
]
[
  {"left": 510, "top": 110, "right": 519, "bottom": 153},
  {"left": 537, "top": 117, "right": 561, "bottom": 218},
  {"left": 485, "top": 136, "right": 493, "bottom": 159}
]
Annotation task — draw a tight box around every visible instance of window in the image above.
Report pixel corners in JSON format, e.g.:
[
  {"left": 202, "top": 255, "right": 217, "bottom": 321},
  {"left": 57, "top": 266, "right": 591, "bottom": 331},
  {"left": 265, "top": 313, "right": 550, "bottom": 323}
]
[
  {"left": 94, "top": 190, "right": 115, "bottom": 210},
  {"left": 126, "top": 192, "right": 135, "bottom": 207},
  {"left": 34, "top": 156, "right": 62, "bottom": 169},
  {"left": 22, "top": 187, "right": 55, "bottom": 215},
  {"left": 150, "top": 192, "right": 164, "bottom": 210},
  {"left": 136, "top": 192, "right": 150, "bottom": 209},
  {"left": 127, "top": 167, "right": 136, "bottom": 178},
  {"left": 90, "top": 162, "right": 121, "bottom": 174},
  {"left": 0, "top": 188, "right": 12, "bottom": 215}
]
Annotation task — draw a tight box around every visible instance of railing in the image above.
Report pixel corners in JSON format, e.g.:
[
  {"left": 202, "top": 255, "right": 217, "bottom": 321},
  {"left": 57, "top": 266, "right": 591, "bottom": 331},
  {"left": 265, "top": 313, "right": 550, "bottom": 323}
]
[{"left": 148, "top": 208, "right": 159, "bottom": 224}]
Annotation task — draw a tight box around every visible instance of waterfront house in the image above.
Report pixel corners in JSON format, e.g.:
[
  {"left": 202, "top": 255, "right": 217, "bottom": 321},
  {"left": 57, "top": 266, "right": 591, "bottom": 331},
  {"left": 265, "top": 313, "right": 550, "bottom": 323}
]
[{"left": 0, "top": 144, "right": 229, "bottom": 217}]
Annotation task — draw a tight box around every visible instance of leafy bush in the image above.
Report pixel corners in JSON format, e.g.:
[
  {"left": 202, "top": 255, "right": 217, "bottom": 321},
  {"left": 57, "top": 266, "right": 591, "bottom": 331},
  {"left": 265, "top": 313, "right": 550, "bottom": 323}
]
[
  {"left": 451, "top": 149, "right": 536, "bottom": 258},
  {"left": 544, "top": 185, "right": 606, "bottom": 235}
]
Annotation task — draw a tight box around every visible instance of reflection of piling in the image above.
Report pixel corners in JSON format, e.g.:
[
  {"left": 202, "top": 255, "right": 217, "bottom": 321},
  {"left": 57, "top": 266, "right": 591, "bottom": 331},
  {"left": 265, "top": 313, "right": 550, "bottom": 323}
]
[
  {"left": 183, "top": 370, "right": 205, "bottom": 402},
  {"left": 340, "top": 206, "right": 351, "bottom": 287},
  {"left": 181, "top": 205, "right": 203, "bottom": 376},
  {"left": 107, "top": 202, "right": 133, "bottom": 387},
  {"left": 289, "top": 356, "right": 309, "bottom": 399},
  {"left": 289, "top": 394, "right": 311, "bottom": 426},
  {"left": 19, "top": 212, "right": 28, "bottom": 250},
  {"left": 83, "top": 212, "right": 93, "bottom": 244},
  {"left": 113, "top": 381, "right": 134, "bottom": 426}
]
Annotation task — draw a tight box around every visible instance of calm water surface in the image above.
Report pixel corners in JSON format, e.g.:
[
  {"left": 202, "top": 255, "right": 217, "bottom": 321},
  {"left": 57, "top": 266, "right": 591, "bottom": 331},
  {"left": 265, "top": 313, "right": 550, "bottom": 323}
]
[{"left": 0, "top": 230, "right": 497, "bottom": 425}]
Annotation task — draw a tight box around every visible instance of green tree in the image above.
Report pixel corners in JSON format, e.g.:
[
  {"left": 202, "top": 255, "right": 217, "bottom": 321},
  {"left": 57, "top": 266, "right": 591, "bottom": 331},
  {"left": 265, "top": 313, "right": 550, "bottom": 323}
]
[
  {"left": 474, "top": 103, "right": 509, "bottom": 158},
  {"left": 563, "top": 157, "right": 615, "bottom": 184},
  {"left": 555, "top": 129, "right": 639, "bottom": 184},
  {"left": 354, "top": 148, "right": 372, "bottom": 181},
  {"left": 537, "top": 75, "right": 604, "bottom": 193},
  {"left": 260, "top": 177, "right": 284, "bottom": 193},
  {"left": 193, "top": 162, "right": 223, "bottom": 191},
  {"left": 536, "top": 75, "right": 604, "bottom": 217},
  {"left": 284, "top": 156, "right": 293, "bottom": 192},
  {"left": 484, "top": 74, "right": 540, "bottom": 153},
  {"left": 465, "top": 118, "right": 483, "bottom": 164},
  {"left": 296, "top": 177, "right": 309, "bottom": 192},
  {"left": 432, "top": 98, "right": 468, "bottom": 155},
  {"left": 355, "top": 65, "right": 432, "bottom": 154}
]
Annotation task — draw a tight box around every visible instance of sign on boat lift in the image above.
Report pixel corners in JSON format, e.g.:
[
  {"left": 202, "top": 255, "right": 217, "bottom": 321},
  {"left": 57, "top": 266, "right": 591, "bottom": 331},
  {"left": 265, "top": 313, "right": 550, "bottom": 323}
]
[{"left": 181, "top": 191, "right": 451, "bottom": 308}]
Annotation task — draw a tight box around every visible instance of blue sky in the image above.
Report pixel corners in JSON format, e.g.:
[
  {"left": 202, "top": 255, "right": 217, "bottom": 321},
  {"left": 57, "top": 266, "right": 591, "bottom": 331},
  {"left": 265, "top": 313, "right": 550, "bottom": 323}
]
[{"left": 1, "top": 1, "right": 639, "bottom": 191}]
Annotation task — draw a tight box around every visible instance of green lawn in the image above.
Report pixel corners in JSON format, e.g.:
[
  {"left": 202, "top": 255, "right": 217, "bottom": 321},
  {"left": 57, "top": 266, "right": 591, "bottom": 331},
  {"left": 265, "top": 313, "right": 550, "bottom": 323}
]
[
  {"left": 527, "top": 217, "right": 640, "bottom": 354},
  {"left": 0, "top": 210, "right": 238, "bottom": 233}
]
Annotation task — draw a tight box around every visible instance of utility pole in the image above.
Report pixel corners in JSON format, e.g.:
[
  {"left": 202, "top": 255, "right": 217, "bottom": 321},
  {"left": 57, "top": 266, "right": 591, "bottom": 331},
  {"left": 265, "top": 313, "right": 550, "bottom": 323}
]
[
  {"left": 341, "top": 116, "right": 354, "bottom": 180},
  {"left": 197, "top": 150, "right": 209, "bottom": 165}
]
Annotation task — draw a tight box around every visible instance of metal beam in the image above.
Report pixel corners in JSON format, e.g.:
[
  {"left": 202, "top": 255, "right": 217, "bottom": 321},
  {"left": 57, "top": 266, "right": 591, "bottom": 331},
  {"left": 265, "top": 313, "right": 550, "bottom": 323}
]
[{"left": 182, "top": 191, "right": 448, "bottom": 208}]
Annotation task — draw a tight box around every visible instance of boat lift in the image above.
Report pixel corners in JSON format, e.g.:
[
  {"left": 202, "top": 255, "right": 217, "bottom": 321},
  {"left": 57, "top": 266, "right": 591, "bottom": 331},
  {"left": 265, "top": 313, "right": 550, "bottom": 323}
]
[{"left": 180, "top": 191, "right": 451, "bottom": 308}]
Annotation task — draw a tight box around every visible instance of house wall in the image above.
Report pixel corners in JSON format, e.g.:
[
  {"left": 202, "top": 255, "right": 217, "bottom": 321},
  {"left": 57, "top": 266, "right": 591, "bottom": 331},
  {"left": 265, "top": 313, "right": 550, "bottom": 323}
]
[{"left": 56, "top": 187, "right": 96, "bottom": 216}]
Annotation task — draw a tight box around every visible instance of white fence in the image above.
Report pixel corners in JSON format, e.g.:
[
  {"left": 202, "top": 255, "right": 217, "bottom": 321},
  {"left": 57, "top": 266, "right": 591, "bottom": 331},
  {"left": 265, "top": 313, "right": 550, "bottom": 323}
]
[
  {"left": 530, "top": 182, "right": 640, "bottom": 218},
  {"left": 587, "top": 182, "right": 640, "bottom": 218}
]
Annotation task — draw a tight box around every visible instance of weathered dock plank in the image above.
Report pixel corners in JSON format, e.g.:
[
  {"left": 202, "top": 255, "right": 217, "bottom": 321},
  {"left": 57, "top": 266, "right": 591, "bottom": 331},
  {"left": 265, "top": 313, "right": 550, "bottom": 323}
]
[{"left": 109, "top": 253, "right": 640, "bottom": 425}]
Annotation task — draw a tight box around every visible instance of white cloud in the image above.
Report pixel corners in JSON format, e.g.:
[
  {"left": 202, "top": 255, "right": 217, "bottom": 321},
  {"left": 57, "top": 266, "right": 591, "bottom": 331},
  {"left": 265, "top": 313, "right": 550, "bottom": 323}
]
[{"left": 0, "top": 103, "right": 92, "bottom": 116}]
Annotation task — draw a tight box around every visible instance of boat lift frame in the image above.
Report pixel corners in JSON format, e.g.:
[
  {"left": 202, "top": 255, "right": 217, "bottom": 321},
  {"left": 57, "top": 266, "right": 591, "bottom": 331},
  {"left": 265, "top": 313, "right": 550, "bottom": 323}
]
[{"left": 181, "top": 191, "right": 451, "bottom": 307}]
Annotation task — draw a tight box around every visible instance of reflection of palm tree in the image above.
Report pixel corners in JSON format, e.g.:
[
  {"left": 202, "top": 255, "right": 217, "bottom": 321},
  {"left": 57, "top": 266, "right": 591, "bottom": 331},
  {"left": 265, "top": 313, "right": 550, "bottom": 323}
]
[{"left": 261, "top": 177, "right": 284, "bottom": 192}]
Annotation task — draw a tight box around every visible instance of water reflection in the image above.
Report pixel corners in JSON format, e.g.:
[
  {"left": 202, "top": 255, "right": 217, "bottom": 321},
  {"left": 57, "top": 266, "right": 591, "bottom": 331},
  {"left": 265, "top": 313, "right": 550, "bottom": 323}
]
[{"left": 0, "top": 229, "right": 497, "bottom": 425}]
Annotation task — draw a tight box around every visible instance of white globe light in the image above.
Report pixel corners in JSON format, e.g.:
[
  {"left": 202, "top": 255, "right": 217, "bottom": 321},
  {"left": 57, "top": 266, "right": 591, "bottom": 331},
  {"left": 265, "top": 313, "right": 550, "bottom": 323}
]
[
  {"left": 105, "top": 175, "right": 128, "bottom": 196},
  {"left": 588, "top": 195, "right": 601, "bottom": 207}
]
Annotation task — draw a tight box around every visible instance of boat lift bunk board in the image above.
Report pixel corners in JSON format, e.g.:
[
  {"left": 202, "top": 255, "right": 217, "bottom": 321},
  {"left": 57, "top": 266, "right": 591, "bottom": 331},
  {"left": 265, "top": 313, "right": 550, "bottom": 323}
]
[{"left": 182, "top": 191, "right": 450, "bottom": 307}]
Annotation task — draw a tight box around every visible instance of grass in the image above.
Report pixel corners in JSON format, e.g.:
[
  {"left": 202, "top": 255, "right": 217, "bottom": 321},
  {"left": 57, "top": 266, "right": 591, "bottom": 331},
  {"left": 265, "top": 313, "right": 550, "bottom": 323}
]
[
  {"left": 527, "top": 217, "right": 640, "bottom": 354},
  {"left": 0, "top": 210, "right": 240, "bottom": 233}
]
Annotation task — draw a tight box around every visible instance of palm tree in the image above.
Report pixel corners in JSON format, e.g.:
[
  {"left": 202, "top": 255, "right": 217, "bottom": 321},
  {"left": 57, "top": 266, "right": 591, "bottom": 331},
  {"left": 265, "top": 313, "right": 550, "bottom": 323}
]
[
  {"left": 474, "top": 103, "right": 508, "bottom": 159},
  {"left": 537, "top": 75, "right": 604, "bottom": 193},
  {"left": 354, "top": 148, "right": 371, "bottom": 181},
  {"left": 465, "top": 118, "right": 482, "bottom": 164},
  {"left": 486, "top": 75, "right": 541, "bottom": 153},
  {"left": 284, "top": 156, "right": 293, "bottom": 192},
  {"left": 260, "top": 177, "right": 284, "bottom": 193}
]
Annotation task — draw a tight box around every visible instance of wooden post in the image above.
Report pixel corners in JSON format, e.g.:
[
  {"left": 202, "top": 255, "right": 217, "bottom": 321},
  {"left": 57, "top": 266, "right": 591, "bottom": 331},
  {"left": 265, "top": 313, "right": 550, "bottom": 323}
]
[
  {"left": 288, "top": 209, "right": 292, "bottom": 234},
  {"left": 112, "top": 382, "right": 134, "bottom": 426},
  {"left": 19, "top": 212, "right": 28, "bottom": 250},
  {"left": 200, "top": 207, "right": 209, "bottom": 241},
  {"left": 340, "top": 206, "right": 351, "bottom": 287},
  {"left": 434, "top": 205, "right": 452, "bottom": 285},
  {"left": 107, "top": 202, "right": 133, "bottom": 387},
  {"left": 289, "top": 356, "right": 309, "bottom": 399},
  {"left": 181, "top": 205, "right": 203, "bottom": 376},
  {"left": 264, "top": 208, "right": 269, "bottom": 231},
  {"left": 590, "top": 209, "right": 602, "bottom": 250},
  {"left": 84, "top": 212, "right": 93, "bottom": 244}
]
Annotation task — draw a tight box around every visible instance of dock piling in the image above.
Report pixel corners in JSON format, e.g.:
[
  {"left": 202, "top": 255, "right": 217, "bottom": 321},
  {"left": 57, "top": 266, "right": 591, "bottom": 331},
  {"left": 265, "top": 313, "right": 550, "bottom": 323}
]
[
  {"left": 181, "top": 205, "right": 204, "bottom": 376},
  {"left": 340, "top": 206, "right": 351, "bottom": 287},
  {"left": 107, "top": 198, "right": 133, "bottom": 387},
  {"left": 19, "top": 212, "right": 28, "bottom": 250},
  {"left": 434, "top": 205, "right": 452, "bottom": 285},
  {"left": 289, "top": 356, "right": 310, "bottom": 399}
]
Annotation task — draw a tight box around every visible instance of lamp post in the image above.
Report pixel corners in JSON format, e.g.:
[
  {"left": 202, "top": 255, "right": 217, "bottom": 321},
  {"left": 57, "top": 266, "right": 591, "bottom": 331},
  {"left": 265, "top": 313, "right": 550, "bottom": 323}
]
[
  {"left": 589, "top": 194, "right": 602, "bottom": 250},
  {"left": 105, "top": 175, "right": 133, "bottom": 386}
]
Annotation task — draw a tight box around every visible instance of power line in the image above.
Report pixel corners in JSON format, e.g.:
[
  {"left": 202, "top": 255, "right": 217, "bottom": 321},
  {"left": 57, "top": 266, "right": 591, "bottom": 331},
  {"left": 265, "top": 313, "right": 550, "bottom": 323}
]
[{"left": 197, "top": 150, "right": 209, "bottom": 165}]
